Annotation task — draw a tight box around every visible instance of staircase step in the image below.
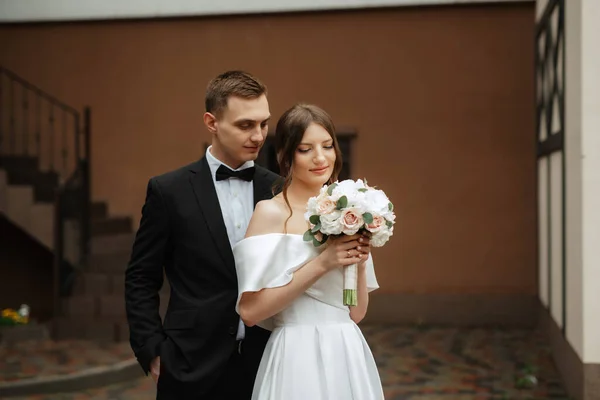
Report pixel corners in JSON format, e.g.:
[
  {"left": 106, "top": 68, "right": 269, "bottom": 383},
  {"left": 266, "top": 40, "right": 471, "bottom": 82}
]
[
  {"left": 29, "top": 202, "right": 54, "bottom": 248},
  {"left": 32, "top": 171, "right": 59, "bottom": 202},
  {"left": 0, "top": 155, "right": 38, "bottom": 184},
  {"left": 92, "top": 216, "right": 132, "bottom": 237},
  {"left": 91, "top": 233, "right": 135, "bottom": 255},
  {"left": 99, "top": 294, "right": 126, "bottom": 318},
  {"left": 54, "top": 290, "right": 170, "bottom": 342},
  {"left": 63, "top": 295, "right": 99, "bottom": 318},
  {"left": 89, "top": 251, "right": 131, "bottom": 273},
  {"left": 73, "top": 272, "right": 111, "bottom": 296},
  {"left": 6, "top": 185, "right": 34, "bottom": 231},
  {"left": 63, "top": 219, "right": 81, "bottom": 266},
  {"left": 91, "top": 201, "right": 108, "bottom": 219},
  {"left": 52, "top": 317, "right": 88, "bottom": 340}
]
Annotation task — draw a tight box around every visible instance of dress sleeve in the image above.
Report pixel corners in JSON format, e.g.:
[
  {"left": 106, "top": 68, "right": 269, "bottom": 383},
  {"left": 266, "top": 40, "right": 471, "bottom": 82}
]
[{"left": 233, "top": 234, "right": 313, "bottom": 330}]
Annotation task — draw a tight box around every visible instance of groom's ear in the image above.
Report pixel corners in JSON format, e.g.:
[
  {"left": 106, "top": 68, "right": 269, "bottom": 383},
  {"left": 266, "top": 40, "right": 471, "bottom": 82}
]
[{"left": 203, "top": 112, "right": 218, "bottom": 133}]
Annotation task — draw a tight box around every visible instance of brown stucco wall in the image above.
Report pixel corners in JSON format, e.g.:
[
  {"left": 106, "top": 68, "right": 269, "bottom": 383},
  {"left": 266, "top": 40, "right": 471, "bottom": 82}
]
[{"left": 0, "top": 3, "right": 536, "bottom": 295}]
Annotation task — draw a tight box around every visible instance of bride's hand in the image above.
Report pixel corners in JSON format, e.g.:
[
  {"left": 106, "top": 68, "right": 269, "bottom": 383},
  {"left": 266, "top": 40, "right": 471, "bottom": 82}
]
[
  {"left": 356, "top": 234, "right": 371, "bottom": 265},
  {"left": 318, "top": 234, "right": 365, "bottom": 271}
]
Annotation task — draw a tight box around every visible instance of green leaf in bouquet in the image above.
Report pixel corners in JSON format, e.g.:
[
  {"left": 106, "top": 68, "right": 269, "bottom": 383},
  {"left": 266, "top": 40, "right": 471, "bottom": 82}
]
[
  {"left": 363, "top": 212, "right": 374, "bottom": 224},
  {"left": 386, "top": 220, "right": 394, "bottom": 229},
  {"left": 388, "top": 202, "right": 394, "bottom": 211},
  {"left": 309, "top": 215, "right": 320, "bottom": 225},
  {"left": 336, "top": 195, "right": 348, "bottom": 209},
  {"left": 327, "top": 183, "right": 338, "bottom": 196},
  {"left": 358, "top": 188, "right": 368, "bottom": 193},
  {"left": 303, "top": 230, "right": 313, "bottom": 242},
  {"left": 311, "top": 223, "right": 321, "bottom": 234}
]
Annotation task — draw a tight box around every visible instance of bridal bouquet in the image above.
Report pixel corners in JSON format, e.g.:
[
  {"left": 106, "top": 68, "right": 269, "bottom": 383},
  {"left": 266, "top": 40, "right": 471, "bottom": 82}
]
[{"left": 303, "top": 179, "right": 396, "bottom": 306}]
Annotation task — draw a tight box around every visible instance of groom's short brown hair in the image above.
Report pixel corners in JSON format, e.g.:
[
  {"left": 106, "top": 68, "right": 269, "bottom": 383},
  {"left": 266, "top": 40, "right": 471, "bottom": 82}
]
[{"left": 205, "top": 70, "right": 268, "bottom": 119}]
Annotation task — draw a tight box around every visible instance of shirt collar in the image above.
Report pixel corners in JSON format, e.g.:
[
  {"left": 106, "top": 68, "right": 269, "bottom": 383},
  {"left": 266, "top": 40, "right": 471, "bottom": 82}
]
[{"left": 205, "top": 145, "right": 255, "bottom": 179}]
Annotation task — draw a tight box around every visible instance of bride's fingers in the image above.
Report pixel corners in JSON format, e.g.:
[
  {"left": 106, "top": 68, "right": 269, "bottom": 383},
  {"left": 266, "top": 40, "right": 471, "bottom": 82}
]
[
  {"left": 356, "top": 244, "right": 370, "bottom": 254},
  {"left": 339, "top": 240, "right": 361, "bottom": 251},
  {"left": 340, "top": 255, "right": 363, "bottom": 266},
  {"left": 339, "top": 249, "right": 365, "bottom": 261},
  {"left": 358, "top": 236, "right": 371, "bottom": 246},
  {"left": 338, "top": 234, "right": 362, "bottom": 243},
  {"left": 344, "top": 246, "right": 368, "bottom": 256},
  {"left": 340, "top": 241, "right": 370, "bottom": 255}
]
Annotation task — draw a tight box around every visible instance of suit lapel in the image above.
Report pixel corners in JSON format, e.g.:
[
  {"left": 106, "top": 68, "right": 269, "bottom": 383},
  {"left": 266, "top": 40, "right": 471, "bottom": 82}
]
[{"left": 189, "top": 158, "right": 235, "bottom": 274}]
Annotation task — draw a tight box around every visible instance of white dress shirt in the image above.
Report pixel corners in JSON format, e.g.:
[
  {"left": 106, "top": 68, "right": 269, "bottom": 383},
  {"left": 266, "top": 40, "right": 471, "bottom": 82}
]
[{"left": 205, "top": 146, "right": 254, "bottom": 340}]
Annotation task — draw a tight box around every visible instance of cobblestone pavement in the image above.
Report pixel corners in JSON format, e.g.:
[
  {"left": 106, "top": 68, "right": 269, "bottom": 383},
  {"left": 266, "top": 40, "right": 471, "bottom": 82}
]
[
  {"left": 2, "top": 325, "right": 570, "bottom": 399},
  {"left": 0, "top": 340, "right": 132, "bottom": 382}
]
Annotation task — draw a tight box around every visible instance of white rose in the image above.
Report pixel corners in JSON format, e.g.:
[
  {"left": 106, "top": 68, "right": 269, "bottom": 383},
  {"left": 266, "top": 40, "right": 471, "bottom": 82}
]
[
  {"left": 364, "top": 189, "right": 392, "bottom": 215},
  {"left": 316, "top": 196, "right": 337, "bottom": 215},
  {"left": 320, "top": 210, "right": 343, "bottom": 235},
  {"left": 350, "top": 191, "right": 368, "bottom": 213},
  {"left": 331, "top": 179, "right": 360, "bottom": 199},
  {"left": 383, "top": 212, "right": 396, "bottom": 224},
  {"left": 354, "top": 179, "right": 367, "bottom": 189},
  {"left": 370, "top": 228, "right": 392, "bottom": 247},
  {"left": 306, "top": 196, "right": 318, "bottom": 215}
]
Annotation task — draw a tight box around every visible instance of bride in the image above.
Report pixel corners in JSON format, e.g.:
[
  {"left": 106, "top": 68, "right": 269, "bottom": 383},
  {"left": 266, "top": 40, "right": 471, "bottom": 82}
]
[{"left": 233, "top": 103, "right": 385, "bottom": 399}]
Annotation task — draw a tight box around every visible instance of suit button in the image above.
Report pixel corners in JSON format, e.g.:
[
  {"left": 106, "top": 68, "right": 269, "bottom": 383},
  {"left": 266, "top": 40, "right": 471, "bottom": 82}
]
[{"left": 229, "top": 326, "right": 236, "bottom": 335}]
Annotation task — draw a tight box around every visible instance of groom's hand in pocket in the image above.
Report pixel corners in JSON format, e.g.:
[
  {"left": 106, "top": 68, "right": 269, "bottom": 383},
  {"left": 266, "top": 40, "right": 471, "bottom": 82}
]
[{"left": 150, "top": 356, "right": 160, "bottom": 383}]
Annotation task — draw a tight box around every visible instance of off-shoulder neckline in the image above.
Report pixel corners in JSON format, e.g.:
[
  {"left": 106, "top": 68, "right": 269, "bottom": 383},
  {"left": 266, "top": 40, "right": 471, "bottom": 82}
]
[
  {"left": 233, "top": 232, "right": 309, "bottom": 250},
  {"left": 244, "top": 232, "right": 304, "bottom": 239}
]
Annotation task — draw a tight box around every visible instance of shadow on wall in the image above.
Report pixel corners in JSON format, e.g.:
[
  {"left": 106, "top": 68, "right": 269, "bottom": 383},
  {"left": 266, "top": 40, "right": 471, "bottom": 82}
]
[{"left": 0, "top": 213, "right": 54, "bottom": 322}]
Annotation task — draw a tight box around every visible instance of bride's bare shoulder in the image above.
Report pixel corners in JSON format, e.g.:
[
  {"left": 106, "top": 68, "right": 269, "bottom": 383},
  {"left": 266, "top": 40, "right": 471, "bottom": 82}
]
[{"left": 245, "top": 197, "right": 288, "bottom": 237}]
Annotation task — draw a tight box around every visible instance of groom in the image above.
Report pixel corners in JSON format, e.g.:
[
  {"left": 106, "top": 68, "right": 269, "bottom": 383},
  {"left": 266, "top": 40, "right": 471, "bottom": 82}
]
[{"left": 125, "top": 70, "right": 280, "bottom": 399}]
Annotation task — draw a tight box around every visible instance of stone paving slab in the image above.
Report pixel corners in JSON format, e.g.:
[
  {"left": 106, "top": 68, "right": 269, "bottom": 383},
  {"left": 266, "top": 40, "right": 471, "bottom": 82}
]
[
  {"left": 2, "top": 325, "right": 572, "bottom": 399},
  {"left": 0, "top": 340, "right": 133, "bottom": 383}
]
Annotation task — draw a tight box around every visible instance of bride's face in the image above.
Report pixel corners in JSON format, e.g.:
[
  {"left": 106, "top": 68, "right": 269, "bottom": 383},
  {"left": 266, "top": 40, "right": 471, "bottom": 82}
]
[{"left": 292, "top": 123, "right": 337, "bottom": 188}]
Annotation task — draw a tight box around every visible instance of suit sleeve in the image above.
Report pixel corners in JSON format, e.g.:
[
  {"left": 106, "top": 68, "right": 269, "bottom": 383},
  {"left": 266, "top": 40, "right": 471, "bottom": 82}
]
[{"left": 125, "top": 177, "right": 169, "bottom": 374}]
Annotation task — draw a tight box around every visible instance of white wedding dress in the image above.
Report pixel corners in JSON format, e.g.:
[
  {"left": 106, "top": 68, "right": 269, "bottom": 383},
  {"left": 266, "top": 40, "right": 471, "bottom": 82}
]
[{"left": 233, "top": 233, "right": 384, "bottom": 400}]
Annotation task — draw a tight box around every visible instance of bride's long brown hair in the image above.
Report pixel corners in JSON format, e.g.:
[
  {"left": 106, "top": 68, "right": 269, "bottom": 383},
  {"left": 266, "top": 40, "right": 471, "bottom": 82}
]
[{"left": 274, "top": 104, "right": 343, "bottom": 231}]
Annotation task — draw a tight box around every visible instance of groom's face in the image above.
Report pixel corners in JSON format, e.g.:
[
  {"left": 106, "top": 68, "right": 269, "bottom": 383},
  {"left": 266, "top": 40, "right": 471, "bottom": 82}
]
[{"left": 208, "top": 94, "right": 270, "bottom": 169}]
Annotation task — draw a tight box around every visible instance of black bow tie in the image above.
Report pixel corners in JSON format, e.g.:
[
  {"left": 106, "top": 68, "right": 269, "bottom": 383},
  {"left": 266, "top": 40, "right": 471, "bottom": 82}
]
[{"left": 216, "top": 164, "right": 255, "bottom": 182}]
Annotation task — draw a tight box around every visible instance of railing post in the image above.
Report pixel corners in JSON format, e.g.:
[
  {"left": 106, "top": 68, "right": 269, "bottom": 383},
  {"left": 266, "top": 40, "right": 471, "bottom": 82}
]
[
  {"left": 52, "top": 189, "right": 64, "bottom": 338},
  {"left": 0, "top": 67, "right": 93, "bottom": 303},
  {"left": 0, "top": 70, "right": 3, "bottom": 155},
  {"left": 81, "top": 107, "right": 91, "bottom": 266},
  {"left": 9, "top": 80, "right": 15, "bottom": 153}
]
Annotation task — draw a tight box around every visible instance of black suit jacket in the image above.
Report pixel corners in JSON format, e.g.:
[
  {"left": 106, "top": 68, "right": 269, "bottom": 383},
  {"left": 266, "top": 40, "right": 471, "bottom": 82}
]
[{"left": 125, "top": 157, "right": 280, "bottom": 397}]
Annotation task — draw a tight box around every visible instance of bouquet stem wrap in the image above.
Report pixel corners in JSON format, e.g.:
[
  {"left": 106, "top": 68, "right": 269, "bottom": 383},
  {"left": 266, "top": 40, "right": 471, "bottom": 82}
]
[{"left": 343, "top": 263, "right": 358, "bottom": 306}]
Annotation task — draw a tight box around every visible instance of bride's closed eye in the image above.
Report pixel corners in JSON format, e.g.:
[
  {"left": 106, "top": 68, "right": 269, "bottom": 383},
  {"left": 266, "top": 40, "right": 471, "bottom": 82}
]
[{"left": 297, "top": 145, "right": 334, "bottom": 153}]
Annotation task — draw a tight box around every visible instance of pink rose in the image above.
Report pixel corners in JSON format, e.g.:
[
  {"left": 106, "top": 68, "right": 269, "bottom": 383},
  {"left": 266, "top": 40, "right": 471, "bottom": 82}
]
[
  {"left": 341, "top": 209, "right": 364, "bottom": 235},
  {"left": 366, "top": 215, "right": 386, "bottom": 233},
  {"left": 314, "top": 231, "right": 324, "bottom": 242},
  {"left": 316, "top": 197, "right": 336, "bottom": 215}
]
